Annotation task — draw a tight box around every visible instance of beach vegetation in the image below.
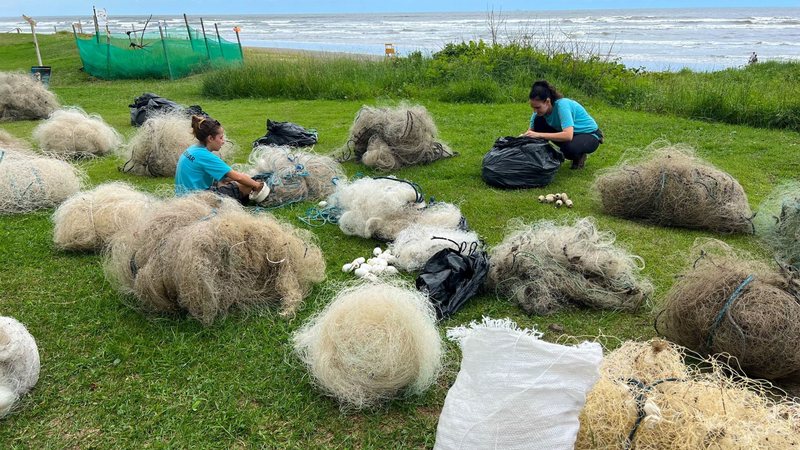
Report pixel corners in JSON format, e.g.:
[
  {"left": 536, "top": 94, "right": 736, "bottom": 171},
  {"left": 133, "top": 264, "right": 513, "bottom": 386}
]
[{"left": 203, "top": 39, "right": 800, "bottom": 132}]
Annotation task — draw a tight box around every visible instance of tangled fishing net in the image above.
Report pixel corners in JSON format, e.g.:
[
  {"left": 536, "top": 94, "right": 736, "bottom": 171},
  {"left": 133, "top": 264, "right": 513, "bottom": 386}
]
[
  {"left": 293, "top": 281, "right": 443, "bottom": 410},
  {"left": 341, "top": 104, "right": 455, "bottom": 171},
  {"left": 0, "top": 316, "right": 40, "bottom": 418},
  {"left": 655, "top": 238, "right": 800, "bottom": 381},
  {"left": 0, "top": 129, "right": 32, "bottom": 153},
  {"left": 488, "top": 218, "right": 652, "bottom": 315},
  {"left": 32, "top": 107, "right": 122, "bottom": 159},
  {"left": 390, "top": 224, "right": 481, "bottom": 272},
  {"left": 104, "top": 192, "right": 325, "bottom": 324},
  {"left": 593, "top": 141, "right": 753, "bottom": 233},
  {"left": 0, "top": 148, "right": 36, "bottom": 163},
  {"left": 121, "top": 112, "right": 236, "bottom": 177},
  {"left": 0, "top": 156, "right": 84, "bottom": 214},
  {"left": 328, "top": 176, "right": 464, "bottom": 241},
  {"left": 755, "top": 182, "right": 800, "bottom": 270},
  {"left": 0, "top": 72, "right": 59, "bottom": 121},
  {"left": 53, "top": 182, "right": 158, "bottom": 252},
  {"left": 236, "top": 145, "right": 344, "bottom": 207},
  {"left": 576, "top": 339, "right": 800, "bottom": 449}
]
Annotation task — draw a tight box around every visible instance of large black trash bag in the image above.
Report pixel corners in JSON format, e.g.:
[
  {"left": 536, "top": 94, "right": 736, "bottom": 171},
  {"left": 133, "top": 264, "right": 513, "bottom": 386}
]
[
  {"left": 482, "top": 136, "right": 564, "bottom": 188},
  {"left": 252, "top": 119, "right": 318, "bottom": 148},
  {"left": 415, "top": 240, "right": 490, "bottom": 320},
  {"left": 129, "top": 93, "right": 208, "bottom": 127}
]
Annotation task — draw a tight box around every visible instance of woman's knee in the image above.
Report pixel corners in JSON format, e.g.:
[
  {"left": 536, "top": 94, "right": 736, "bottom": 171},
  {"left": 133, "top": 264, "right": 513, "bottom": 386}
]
[
  {"left": 572, "top": 135, "right": 600, "bottom": 154},
  {"left": 559, "top": 138, "right": 598, "bottom": 160},
  {"left": 557, "top": 142, "right": 580, "bottom": 160}
]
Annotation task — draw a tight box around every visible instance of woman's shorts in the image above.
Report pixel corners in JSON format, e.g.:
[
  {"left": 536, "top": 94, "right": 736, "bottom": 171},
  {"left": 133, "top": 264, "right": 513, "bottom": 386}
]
[{"left": 208, "top": 182, "right": 247, "bottom": 204}]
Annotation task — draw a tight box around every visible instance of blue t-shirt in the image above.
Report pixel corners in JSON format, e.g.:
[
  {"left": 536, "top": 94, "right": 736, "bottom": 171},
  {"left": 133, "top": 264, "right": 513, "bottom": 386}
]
[
  {"left": 174, "top": 145, "right": 232, "bottom": 195},
  {"left": 529, "top": 98, "right": 598, "bottom": 134}
]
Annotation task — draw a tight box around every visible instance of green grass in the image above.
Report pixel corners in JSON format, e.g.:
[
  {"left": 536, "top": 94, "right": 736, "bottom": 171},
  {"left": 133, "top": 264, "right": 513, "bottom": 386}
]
[{"left": 1, "top": 32, "right": 799, "bottom": 448}]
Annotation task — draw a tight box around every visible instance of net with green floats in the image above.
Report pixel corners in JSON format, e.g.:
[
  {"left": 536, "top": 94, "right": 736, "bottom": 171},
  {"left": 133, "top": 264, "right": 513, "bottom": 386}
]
[{"left": 74, "top": 25, "right": 243, "bottom": 80}]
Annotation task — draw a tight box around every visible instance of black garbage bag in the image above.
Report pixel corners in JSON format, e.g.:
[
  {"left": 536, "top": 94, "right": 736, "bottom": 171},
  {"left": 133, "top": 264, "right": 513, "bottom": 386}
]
[
  {"left": 415, "top": 240, "right": 489, "bottom": 320},
  {"left": 129, "top": 93, "right": 208, "bottom": 127},
  {"left": 481, "top": 136, "right": 564, "bottom": 188},
  {"left": 252, "top": 119, "right": 318, "bottom": 148}
]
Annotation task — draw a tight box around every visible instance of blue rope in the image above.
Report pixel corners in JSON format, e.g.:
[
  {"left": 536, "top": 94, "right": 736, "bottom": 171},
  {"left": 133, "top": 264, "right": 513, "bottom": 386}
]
[
  {"left": 294, "top": 163, "right": 309, "bottom": 176},
  {"left": 11, "top": 166, "right": 44, "bottom": 203},
  {"left": 198, "top": 208, "right": 218, "bottom": 221},
  {"left": 298, "top": 206, "right": 340, "bottom": 227},
  {"left": 705, "top": 274, "right": 755, "bottom": 349},
  {"left": 251, "top": 197, "right": 305, "bottom": 212}
]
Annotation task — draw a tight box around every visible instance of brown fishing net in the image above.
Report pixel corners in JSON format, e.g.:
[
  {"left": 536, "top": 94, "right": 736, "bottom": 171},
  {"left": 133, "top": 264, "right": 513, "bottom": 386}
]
[
  {"left": 656, "top": 238, "right": 800, "bottom": 381},
  {"left": 593, "top": 141, "right": 753, "bottom": 233},
  {"left": 340, "top": 104, "right": 455, "bottom": 171}
]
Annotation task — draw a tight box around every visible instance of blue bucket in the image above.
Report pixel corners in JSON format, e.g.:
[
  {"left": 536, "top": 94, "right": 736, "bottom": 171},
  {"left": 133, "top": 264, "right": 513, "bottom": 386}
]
[{"left": 31, "top": 66, "right": 51, "bottom": 87}]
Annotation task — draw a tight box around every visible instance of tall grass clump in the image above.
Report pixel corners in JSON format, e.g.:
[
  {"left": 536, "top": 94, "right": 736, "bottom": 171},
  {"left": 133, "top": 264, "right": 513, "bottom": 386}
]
[
  {"left": 623, "top": 62, "right": 800, "bottom": 130},
  {"left": 202, "top": 56, "right": 421, "bottom": 100}
]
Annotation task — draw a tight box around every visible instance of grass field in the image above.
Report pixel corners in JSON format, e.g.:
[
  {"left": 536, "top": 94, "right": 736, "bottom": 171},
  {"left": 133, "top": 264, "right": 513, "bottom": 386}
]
[{"left": 0, "top": 33, "right": 798, "bottom": 448}]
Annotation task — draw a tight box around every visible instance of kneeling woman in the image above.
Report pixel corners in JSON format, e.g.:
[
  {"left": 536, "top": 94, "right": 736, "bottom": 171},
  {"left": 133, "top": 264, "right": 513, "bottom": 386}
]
[
  {"left": 523, "top": 80, "right": 603, "bottom": 169},
  {"left": 175, "top": 115, "right": 266, "bottom": 203}
]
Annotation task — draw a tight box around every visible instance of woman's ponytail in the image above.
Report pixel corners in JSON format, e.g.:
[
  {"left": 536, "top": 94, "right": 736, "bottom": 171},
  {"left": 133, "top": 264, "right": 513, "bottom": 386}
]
[
  {"left": 529, "top": 80, "right": 563, "bottom": 102},
  {"left": 190, "top": 115, "right": 221, "bottom": 143}
]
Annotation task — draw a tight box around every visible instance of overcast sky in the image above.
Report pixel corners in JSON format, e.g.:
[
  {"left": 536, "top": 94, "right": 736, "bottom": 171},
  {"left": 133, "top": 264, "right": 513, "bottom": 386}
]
[{"left": 2, "top": 0, "right": 798, "bottom": 16}]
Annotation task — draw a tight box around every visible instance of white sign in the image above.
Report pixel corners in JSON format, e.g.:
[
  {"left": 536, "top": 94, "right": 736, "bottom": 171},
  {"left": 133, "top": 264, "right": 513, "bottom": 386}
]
[{"left": 96, "top": 8, "right": 108, "bottom": 26}]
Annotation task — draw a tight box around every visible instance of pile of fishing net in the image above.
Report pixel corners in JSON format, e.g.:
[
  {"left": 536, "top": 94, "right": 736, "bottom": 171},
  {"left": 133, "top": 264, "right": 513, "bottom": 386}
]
[
  {"left": 655, "top": 239, "right": 800, "bottom": 381},
  {"left": 0, "top": 72, "right": 59, "bottom": 121},
  {"left": 121, "top": 112, "right": 235, "bottom": 177},
  {"left": 0, "top": 154, "right": 84, "bottom": 214},
  {"left": 755, "top": 182, "right": 800, "bottom": 269},
  {"left": 237, "top": 145, "right": 344, "bottom": 207},
  {"left": 32, "top": 107, "right": 122, "bottom": 159},
  {"left": 0, "top": 316, "right": 40, "bottom": 418},
  {"left": 326, "top": 176, "right": 464, "bottom": 241},
  {"left": 488, "top": 218, "right": 652, "bottom": 315},
  {"left": 342, "top": 104, "right": 455, "bottom": 171},
  {"left": 53, "top": 182, "right": 158, "bottom": 252},
  {"left": 390, "top": 224, "right": 481, "bottom": 272},
  {"left": 293, "top": 280, "right": 443, "bottom": 410},
  {"left": 103, "top": 193, "right": 326, "bottom": 324},
  {"left": 576, "top": 339, "right": 800, "bottom": 449},
  {"left": 593, "top": 141, "right": 753, "bottom": 233}
]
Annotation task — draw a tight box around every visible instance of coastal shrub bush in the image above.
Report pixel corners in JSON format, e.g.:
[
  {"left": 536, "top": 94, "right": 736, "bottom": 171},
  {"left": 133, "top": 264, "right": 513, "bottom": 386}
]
[{"left": 437, "top": 79, "right": 505, "bottom": 103}]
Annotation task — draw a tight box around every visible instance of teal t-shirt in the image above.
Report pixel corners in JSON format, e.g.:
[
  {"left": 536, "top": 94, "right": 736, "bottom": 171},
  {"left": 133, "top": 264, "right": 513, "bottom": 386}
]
[
  {"left": 529, "top": 98, "right": 598, "bottom": 134},
  {"left": 174, "top": 145, "right": 232, "bottom": 195}
]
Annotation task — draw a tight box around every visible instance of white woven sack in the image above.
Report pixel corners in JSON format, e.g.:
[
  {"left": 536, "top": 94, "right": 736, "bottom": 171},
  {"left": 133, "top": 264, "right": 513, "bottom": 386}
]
[{"left": 434, "top": 317, "right": 602, "bottom": 450}]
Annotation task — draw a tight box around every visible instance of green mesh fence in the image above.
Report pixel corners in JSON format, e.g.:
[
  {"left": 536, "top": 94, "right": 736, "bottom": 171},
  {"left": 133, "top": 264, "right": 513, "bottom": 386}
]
[{"left": 74, "top": 27, "right": 242, "bottom": 80}]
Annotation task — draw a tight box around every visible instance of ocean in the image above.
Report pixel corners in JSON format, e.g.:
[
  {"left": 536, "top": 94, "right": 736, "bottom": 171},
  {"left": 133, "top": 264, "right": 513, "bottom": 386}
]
[{"left": 2, "top": 7, "right": 799, "bottom": 72}]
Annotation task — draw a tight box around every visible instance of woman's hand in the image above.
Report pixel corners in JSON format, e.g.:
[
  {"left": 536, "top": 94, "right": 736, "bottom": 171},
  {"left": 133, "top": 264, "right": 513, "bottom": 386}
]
[{"left": 521, "top": 127, "right": 574, "bottom": 143}]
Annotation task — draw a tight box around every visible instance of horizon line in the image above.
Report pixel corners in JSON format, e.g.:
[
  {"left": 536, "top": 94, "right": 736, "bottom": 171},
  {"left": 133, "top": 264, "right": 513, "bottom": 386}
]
[{"left": 3, "top": 5, "right": 800, "bottom": 20}]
